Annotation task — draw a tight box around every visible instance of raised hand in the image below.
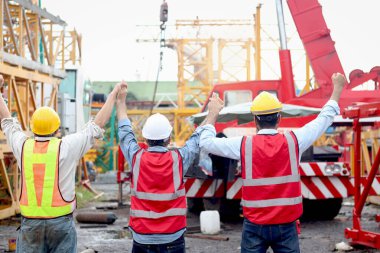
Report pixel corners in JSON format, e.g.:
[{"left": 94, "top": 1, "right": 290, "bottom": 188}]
[
  {"left": 112, "top": 81, "right": 128, "bottom": 94},
  {"left": 332, "top": 73, "right": 346, "bottom": 91},
  {"left": 116, "top": 81, "right": 128, "bottom": 103},
  {"left": 200, "top": 93, "right": 224, "bottom": 126},
  {"left": 330, "top": 72, "right": 347, "bottom": 102},
  {"left": 208, "top": 93, "right": 224, "bottom": 115}
]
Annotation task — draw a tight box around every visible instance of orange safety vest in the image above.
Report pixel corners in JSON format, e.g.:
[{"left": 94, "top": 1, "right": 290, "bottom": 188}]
[
  {"left": 19, "top": 138, "right": 76, "bottom": 218},
  {"left": 129, "top": 149, "right": 187, "bottom": 234},
  {"left": 241, "top": 131, "right": 302, "bottom": 225}
]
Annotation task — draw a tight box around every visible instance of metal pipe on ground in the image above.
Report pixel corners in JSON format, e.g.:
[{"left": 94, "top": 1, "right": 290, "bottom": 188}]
[
  {"left": 185, "top": 234, "right": 229, "bottom": 241},
  {"left": 76, "top": 212, "right": 118, "bottom": 224}
]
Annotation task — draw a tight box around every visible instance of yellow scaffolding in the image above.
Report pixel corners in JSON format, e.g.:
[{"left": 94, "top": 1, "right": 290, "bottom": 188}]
[
  {"left": 133, "top": 4, "right": 315, "bottom": 145},
  {"left": 0, "top": 0, "right": 81, "bottom": 219}
]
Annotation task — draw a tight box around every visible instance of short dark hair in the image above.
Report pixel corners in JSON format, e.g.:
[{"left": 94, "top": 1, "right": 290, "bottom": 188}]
[
  {"left": 255, "top": 112, "right": 280, "bottom": 129},
  {"left": 146, "top": 138, "right": 170, "bottom": 147},
  {"left": 34, "top": 130, "right": 58, "bottom": 138}
]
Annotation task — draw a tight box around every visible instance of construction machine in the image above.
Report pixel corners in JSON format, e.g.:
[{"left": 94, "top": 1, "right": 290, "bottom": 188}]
[{"left": 183, "top": 0, "right": 380, "bottom": 221}]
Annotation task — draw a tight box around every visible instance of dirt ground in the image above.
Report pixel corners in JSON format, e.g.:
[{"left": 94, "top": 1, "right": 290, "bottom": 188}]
[
  {"left": 74, "top": 183, "right": 380, "bottom": 253},
  {"left": 1, "top": 176, "right": 380, "bottom": 253}
]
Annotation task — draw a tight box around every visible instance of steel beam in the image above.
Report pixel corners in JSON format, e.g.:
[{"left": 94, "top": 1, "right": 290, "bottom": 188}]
[
  {"left": 1, "top": 52, "right": 66, "bottom": 78},
  {"left": 11, "top": 0, "right": 66, "bottom": 25},
  {"left": 0, "top": 64, "right": 61, "bottom": 84}
]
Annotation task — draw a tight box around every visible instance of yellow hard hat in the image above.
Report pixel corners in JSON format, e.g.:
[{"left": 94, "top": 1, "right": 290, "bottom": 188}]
[
  {"left": 30, "top": 106, "right": 60, "bottom": 135},
  {"left": 250, "top": 91, "right": 282, "bottom": 115}
]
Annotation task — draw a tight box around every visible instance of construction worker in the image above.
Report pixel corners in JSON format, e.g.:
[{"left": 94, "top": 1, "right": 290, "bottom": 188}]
[
  {"left": 199, "top": 73, "right": 347, "bottom": 253},
  {"left": 0, "top": 74, "right": 127, "bottom": 253},
  {"left": 116, "top": 82, "right": 222, "bottom": 253}
]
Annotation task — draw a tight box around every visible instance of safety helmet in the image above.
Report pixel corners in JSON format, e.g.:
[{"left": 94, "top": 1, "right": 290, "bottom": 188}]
[
  {"left": 30, "top": 106, "right": 61, "bottom": 135},
  {"left": 250, "top": 91, "right": 283, "bottom": 115},
  {"left": 142, "top": 113, "right": 173, "bottom": 140}
]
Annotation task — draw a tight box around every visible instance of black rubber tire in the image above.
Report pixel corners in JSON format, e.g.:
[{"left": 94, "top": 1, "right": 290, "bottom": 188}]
[
  {"left": 219, "top": 198, "right": 242, "bottom": 222},
  {"left": 203, "top": 198, "right": 241, "bottom": 222},
  {"left": 187, "top": 198, "right": 203, "bottom": 214},
  {"left": 301, "top": 198, "right": 343, "bottom": 221},
  {"left": 203, "top": 198, "right": 221, "bottom": 211}
]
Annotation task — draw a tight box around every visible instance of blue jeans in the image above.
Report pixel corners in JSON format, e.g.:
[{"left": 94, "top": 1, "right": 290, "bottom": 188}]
[
  {"left": 241, "top": 219, "right": 300, "bottom": 253},
  {"left": 132, "top": 235, "right": 185, "bottom": 253},
  {"left": 16, "top": 215, "right": 76, "bottom": 253}
]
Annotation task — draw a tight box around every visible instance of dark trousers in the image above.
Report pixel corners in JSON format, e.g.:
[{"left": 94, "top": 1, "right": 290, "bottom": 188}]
[
  {"left": 16, "top": 215, "right": 76, "bottom": 253},
  {"left": 132, "top": 235, "right": 185, "bottom": 253},
  {"left": 241, "top": 219, "right": 300, "bottom": 253}
]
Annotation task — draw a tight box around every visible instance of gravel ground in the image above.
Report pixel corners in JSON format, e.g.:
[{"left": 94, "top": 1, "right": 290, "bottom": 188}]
[
  {"left": 75, "top": 180, "right": 380, "bottom": 253},
  {"left": 1, "top": 177, "right": 380, "bottom": 253}
]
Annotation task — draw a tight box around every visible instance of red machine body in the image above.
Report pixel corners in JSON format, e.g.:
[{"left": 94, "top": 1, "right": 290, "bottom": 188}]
[
  {"left": 343, "top": 102, "right": 380, "bottom": 249},
  {"left": 185, "top": 0, "right": 380, "bottom": 231},
  {"left": 117, "top": 0, "right": 380, "bottom": 248}
]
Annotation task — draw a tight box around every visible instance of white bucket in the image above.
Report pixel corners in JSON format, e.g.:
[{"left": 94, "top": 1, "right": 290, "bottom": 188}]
[{"left": 200, "top": 210, "right": 221, "bottom": 235}]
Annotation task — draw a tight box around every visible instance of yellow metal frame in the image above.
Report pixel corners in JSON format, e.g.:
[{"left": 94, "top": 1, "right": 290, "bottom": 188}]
[
  {"left": 176, "top": 38, "right": 214, "bottom": 108},
  {"left": 133, "top": 4, "right": 315, "bottom": 145},
  {"left": 0, "top": 0, "right": 81, "bottom": 219},
  {"left": 217, "top": 39, "right": 253, "bottom": 83},
  {"left": 360, "top": 128, "right": 380, "bottom": 175},
  {"left": 128, "top": 108, "right": 199, "bottom": 146}
]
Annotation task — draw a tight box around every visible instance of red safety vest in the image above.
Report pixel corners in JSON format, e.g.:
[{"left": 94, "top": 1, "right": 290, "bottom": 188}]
[
  {"left": 129, "top": 149, "right": 187, "bottom": 234},
  {"left": 241, "top": 131, "right": 302, "bottom": 225}
]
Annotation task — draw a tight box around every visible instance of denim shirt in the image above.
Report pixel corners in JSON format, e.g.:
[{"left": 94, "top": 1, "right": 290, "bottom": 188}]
[{"left": 118, "top": 118, "right": 205, "bottom": 244}]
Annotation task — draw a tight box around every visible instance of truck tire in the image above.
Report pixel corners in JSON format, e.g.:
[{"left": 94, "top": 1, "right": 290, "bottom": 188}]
[
  {"left": 301, "top": 198, "right": 343, "bottom": 221},
  {"left": 203, "top": 198, "right": 221, "bottom": 211},
  {"left": 219, "top": 198, "right": 242, "bottom": 222},
  {"left": 203, "top": 198, "right": 241, "bottom": 222},
  {"left": 187, "top": 198, "right": 203, "bottom": 214}
]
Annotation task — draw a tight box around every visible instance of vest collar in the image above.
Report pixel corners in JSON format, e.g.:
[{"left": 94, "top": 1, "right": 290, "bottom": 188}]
[
  {"left": 257, "top": 129, "right": 278, "bottom": 135},
  {"left": 34, "top": 136, "right": 53, "bottom": 141},
  {"left": 147, "top": 146, "right": 168, "bottom": 153}
]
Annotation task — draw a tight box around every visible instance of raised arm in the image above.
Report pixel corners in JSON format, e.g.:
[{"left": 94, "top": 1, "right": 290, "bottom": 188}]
[
  {"left": 198, "top": 93, "right": 243, "bottom": 160},
  {"left": 93, "top": 82, "right": 127, "bottom": 128},
  {"left": 200, "top": 93, "right": 224, "bottom": 126},
  {"left": 0, "top": 75, "right": 11, "bottom": 120},
  {"left": 330, "top": 73, "right": 346, "bottom": 103},
  {"left": 294, "top": 72, "right": 347, "bottom": 154},
  {"left": 115, "top": 82, "right": 140, "bottom": 164},
  {"left": 116, "top": 82, "right": 128, "bottom": 121}
]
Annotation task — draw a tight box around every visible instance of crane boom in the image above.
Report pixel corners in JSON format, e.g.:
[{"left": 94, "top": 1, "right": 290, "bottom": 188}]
[{"left": 286, "top": 0, "right": 345, "bottom": 98}]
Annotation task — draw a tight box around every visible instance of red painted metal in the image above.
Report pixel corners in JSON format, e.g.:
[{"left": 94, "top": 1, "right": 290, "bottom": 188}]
[
  {"left": 189, "top": 0, "right": 380, "bottom": 206},
  {"left": 286, "top": 0, "right": 344, "bottom": 98},
  {"left": 206, "top": 0, "right": 380, "bottom": 112},
  {"left": 117, "top": 146, "right": 127, "bottom": 184},
  {"left": 278, "top": 50, "right": 296, "bottom": 102},
  {"left": 343, "top": 102, "right": 380, "bottom": 249}
]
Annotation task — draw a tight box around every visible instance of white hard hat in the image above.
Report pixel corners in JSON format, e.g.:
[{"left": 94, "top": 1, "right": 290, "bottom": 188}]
[{"left": 142, "top": 113, "right": 173, "bottom": 140}]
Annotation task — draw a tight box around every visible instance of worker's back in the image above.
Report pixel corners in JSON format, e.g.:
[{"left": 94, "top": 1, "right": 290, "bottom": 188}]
[
  {"left": 241, "top": 132, "right": 302, "bottom": 225},
  {"left": 129, "top": 149, "right": 187, "bottom": 234}
]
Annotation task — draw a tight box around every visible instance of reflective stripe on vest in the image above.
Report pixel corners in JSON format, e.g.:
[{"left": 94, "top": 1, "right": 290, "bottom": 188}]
[
  {"left": 20, "top": 138, "right": 74, "bottom": 218},
  {"left": 130, "top": 208, "right": 187, "bottom": 219},
  {"left": 131, "top": 150, "right": 185, "bottom": 201},
  {"left": 284, "top": 131, "right": 298, "bottom": 175},
  {"left": 242, "top": 196, "right": 303, "bottom": 208},
  {"left": 131, "top": 188, "right": 186, "bottom": 201},
  {"left": 242, "top": 132, "right": 300, "bottom": 208}
]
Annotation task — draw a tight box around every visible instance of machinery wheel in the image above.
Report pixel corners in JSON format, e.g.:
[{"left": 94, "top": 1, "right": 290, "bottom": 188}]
[
  {"left": 203, "top": 198, "right": 221, "bottom": 211},
  {"left": 187, "top": 198, "right": 203, "bottom": 214},
  {"left": 301, "top": 198, "right": 343, "bottom": 221},
  {"left": 203, "top": 198, "right": 241, "bottom": 222},
  {"left": 219, "top": 198, "right": 242, "bottom": 222}
]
